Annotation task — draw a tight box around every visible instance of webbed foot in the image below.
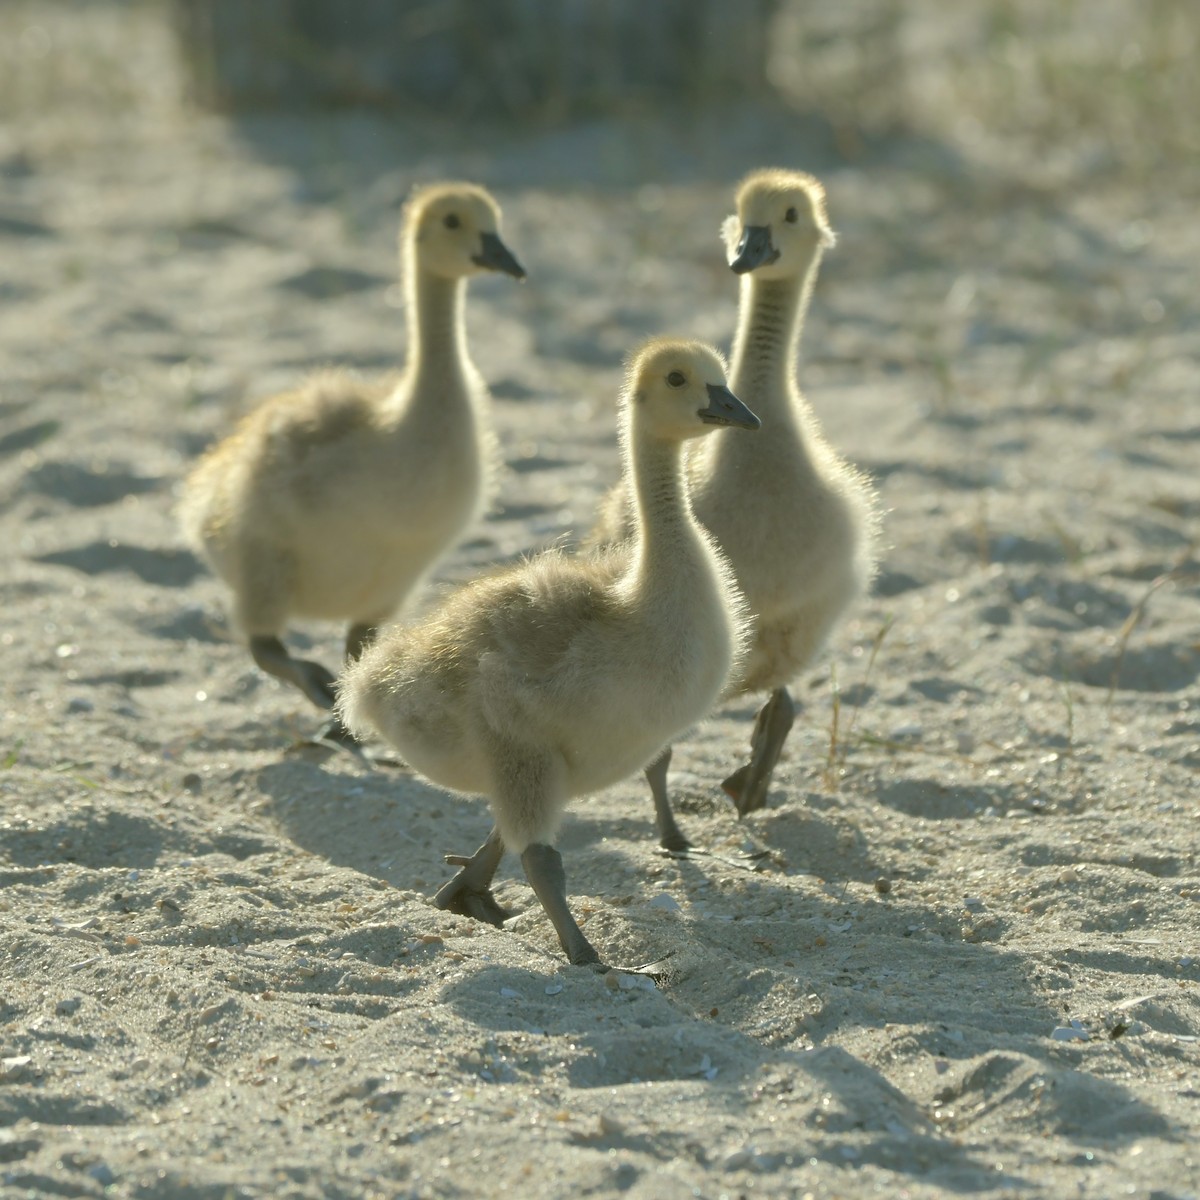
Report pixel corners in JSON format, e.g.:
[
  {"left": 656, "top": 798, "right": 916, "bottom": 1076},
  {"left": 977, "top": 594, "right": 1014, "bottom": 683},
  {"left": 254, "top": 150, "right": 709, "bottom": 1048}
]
[
  {"left": 250, "top": 635, "right": 338, "bottom": 710},
  {"left": 433, "top": 828, "right": 509, "bottom": 927},
  {"left": 654, "top": 840, "right": 769, "bottom": 872},
  {"left": 311, "top": 712, "right": 362, "bottom": 749},
  {"left": 648, "top": 748, "right": 764, "bottom": 869},
  {"left": 723, "top": 687, "right": 795, "bottom": 815},
  {"left": 590, "top": 952, "right": 675, "bottom": 985},
  {"left": 433, "top": 873, "right": 512, "bottom": 927}
]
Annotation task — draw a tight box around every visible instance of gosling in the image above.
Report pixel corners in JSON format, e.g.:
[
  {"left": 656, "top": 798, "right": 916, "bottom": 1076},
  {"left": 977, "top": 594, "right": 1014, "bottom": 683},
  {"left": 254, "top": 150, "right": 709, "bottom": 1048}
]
[
  {"left": 179, "top": 182, "right": 525, "bottom": 738},
  {"left": 339, "top": 339, "right": 759, "bottom": 968},
  {"left": 591, "top": 169, "right": 880, "bottom": 847}
]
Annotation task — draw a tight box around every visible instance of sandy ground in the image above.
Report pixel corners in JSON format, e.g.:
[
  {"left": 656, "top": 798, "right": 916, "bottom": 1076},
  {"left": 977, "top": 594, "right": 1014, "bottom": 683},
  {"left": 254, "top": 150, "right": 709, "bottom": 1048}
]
[{"left": 2, "top": 11, "right": 1199, "bottom": 1199}]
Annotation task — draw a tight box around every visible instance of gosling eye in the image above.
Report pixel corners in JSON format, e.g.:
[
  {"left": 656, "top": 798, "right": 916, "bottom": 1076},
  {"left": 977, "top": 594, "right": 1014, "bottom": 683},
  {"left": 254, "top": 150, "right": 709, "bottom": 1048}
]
[
  {"left": 443, "top": 213, "right": 461, "bottom": 230},
  {"left": 784, "top": 206, "right": 798, "bottom": 224},
  {"left": 666, "top": 371, "right": 686, "bottom": 388}
]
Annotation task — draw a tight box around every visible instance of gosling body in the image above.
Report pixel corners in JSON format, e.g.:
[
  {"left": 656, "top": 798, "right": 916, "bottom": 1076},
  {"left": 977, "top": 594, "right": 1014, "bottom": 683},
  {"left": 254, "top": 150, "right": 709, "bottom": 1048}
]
[
  {"left": 592, "top": 169, "right": 879, "bottom": 840},
  {"left": 341, "top": 339, "right": 759, "bottom": 967},
  {"left": 179, "top": 183, "right": 525, "bottom": 728}
]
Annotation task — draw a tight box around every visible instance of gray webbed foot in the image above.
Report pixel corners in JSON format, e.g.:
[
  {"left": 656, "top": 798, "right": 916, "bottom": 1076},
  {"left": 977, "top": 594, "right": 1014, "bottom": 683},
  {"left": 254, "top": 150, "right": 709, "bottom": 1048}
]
[
  {"left": 433, "top": 828, "right": 509, "bottom": 927},
  {"left": 434, "top": 876, "right": 512, "bottom": 927},
  {"left": 654, "top": 840, "right": 769, "bottom": 872},
  {"left": 296, "top": 660, "right": 338, "bottom": 710},
  {"left": 722, "top": 686, "right": 795, "bottom": 815},
  {"left": 344, "top": 622, "right": 378, "bottom": 663},
  {"left": 250, "top": 634, "right": 338, "bottom": 710},
  {"left": 646, "top": 747, "right": 763, "bottom": 869},
  {"left": 311, "top": 712, "right": 362, "bottom": 749},
  {"left": 587, "top": 953, "right": 675, "bottom": 984}
]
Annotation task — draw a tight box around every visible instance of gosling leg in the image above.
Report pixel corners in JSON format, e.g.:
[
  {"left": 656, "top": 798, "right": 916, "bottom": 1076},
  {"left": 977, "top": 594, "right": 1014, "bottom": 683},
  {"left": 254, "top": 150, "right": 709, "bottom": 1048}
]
[
  {"left": 434, "top": 826, "right": 511, "bottom": 927},
  {"left": 520, "top": 843, "right": 602, "bottom": 968},
  {"left": 722, "top": 686, "right": 795, "bottom": 816},
  {"left": 314, "top": 621, "right": 380, "bottom": 746},
  {"left": 646, "top": 745, "right": 693, "bottom": 853},
  {"left": 344, "top": 622, "right": 378, "bottom": 662},
  {"left": 250, "top": 634, "right": 337, "bottom": 710},
  {"left": 648, "top": 746, "right": 767, "bottom": 869}
]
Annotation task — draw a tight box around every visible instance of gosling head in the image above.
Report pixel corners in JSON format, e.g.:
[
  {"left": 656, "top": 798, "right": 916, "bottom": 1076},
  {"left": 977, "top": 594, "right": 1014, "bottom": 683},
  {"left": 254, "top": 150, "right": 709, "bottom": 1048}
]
[
  {"left": 404, "top": 182, "right": 526, "bottom": 282},
  {"left": 722, "top": 169, "right": 835, "bottom": 279},
  {"left": 626, "top": 338, "right": 760, "bottom": 441}
]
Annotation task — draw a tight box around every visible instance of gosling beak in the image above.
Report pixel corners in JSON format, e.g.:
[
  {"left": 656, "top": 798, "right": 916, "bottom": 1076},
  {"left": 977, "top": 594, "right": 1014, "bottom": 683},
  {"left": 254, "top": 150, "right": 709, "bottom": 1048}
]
[
  {"left": 473, "top": 232, "right": 526, "bottom": 279},
  {"left": 729, "top": 225, "right": 779, "bottom": 274},
  {"left": 699, "top": 383, "right": 760, "bottom": 430}
]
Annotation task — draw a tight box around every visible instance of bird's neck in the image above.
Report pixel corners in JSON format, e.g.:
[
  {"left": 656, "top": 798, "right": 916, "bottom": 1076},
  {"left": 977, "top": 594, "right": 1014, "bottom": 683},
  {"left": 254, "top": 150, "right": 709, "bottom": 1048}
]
[
  {"left": 625, "top": 427, "right": 710, "bottom": 596},
  {"left": 728, "top": 258, "right": 821, "bottom": 419},
  {"left": 406, "top": 266, "right": 470, "bottom": 388}
]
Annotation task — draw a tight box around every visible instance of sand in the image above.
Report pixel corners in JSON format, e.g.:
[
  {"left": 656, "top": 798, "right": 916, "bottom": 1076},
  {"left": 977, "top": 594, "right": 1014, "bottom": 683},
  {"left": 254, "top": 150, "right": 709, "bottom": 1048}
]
[{"left": 2, "top": 6, "right": 1199, "bottom": 1199}]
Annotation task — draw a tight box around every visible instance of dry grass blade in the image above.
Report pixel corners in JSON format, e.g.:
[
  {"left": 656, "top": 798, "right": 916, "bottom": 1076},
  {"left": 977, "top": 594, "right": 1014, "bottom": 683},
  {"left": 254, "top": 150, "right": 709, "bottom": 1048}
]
[
  {"left": 1106, "top": 562, "right": 1199, "bottom": 706},
  {"left": 824, "top": 616, "right": 894, "bottom": 790}
]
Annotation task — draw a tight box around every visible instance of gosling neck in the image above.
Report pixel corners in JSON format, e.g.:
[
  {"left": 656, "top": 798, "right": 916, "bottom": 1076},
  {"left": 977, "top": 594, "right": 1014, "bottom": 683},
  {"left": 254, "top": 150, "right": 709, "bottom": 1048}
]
[
  {"left": 407, "top": 265, "right": 470, "bottom": 388},
  {"left": 728, "top": 249, "right": 824, "bottom": 419},
  {"left": 625, "top": 423, "right": 706, "bottom": 590}
]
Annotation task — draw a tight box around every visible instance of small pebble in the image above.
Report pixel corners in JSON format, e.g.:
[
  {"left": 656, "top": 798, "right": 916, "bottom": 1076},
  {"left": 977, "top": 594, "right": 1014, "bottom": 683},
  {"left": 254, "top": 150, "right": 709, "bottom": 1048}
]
[
  {"left": 648, "top": 893, "right": 681, "bottom": 912},
  {"left": 617, "top": 973, "right": 655, "bottom": 992},
  {"left": 874, "top": 877, "right": 891, "bottom": 895},
  {"left": 544, "top": 983, "right": 564, "bottom": 996},
  {"left": 1051, "top": 1023, "right": 1090, "bottom": 1042},
  {"left": 56, "top": 997, "right": 82, "bottom": 1016},
  {"left": 1, "top": 1055, "right": 32, "bottom": 1080}
]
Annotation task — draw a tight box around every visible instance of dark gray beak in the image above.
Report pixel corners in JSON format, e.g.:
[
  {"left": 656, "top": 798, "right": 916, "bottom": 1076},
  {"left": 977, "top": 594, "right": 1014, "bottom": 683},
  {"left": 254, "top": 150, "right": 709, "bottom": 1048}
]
[
  {"left": 473, "top": 232, "right": 526, "bottom": 279},
  {"left": 699, "top": 383, "right": 760, "bottom": 430},
  {"left": 729, "top": 225, "right": 779, "bottom": 274}
]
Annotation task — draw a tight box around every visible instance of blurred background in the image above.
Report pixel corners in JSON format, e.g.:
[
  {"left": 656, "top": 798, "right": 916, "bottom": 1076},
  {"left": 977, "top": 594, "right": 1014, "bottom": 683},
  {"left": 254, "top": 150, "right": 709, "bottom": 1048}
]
[{"left": 0, "top": 0, "right": 1196, "bottom": 184}]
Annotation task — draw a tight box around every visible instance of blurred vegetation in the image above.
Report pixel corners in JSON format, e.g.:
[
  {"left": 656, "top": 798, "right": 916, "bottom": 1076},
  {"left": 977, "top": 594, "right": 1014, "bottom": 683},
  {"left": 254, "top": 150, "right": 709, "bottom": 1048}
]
[
  {"left": 768, "top": 0, "right": 1199, "bottom": 178},
  {"left": 0, "top": 0, "right": 1195, "bottom": 181},
  {"left": 0, "top": 0, "right": 181, "bottom": 119},
  {"left": 172, "top": 0, "right": 775, "bottom": 119}
]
